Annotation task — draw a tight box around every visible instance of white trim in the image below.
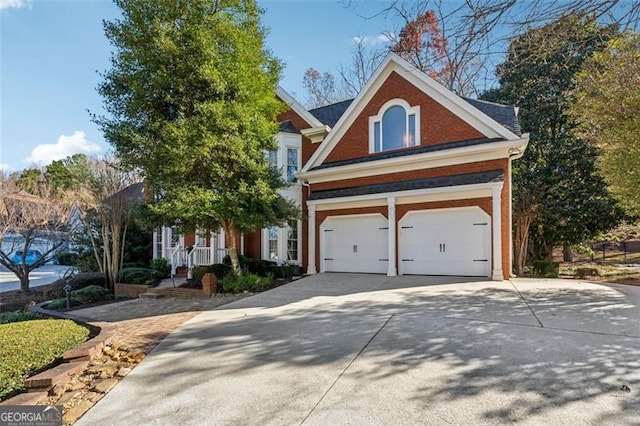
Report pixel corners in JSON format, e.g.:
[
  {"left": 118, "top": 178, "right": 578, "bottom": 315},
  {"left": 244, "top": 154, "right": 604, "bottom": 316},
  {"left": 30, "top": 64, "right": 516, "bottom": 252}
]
[
  {"left": 307, "top": 205, "right": 317, "bottom": 274},
  {"left": 297, "top": 137, "right": 528, "bottom": 183},
  {"left": 307, "top": 181, "right": 503, "bottom": 208},
  {"left": 300, "top": 52, "right": 521, "bottom": 173},
  {"left": 387, "top": 197, "right": 397, "bottom": 276},
  {"left": 368, "top": 98, "right": 421, "bottom": 154},
  {"left": 276, "top": 86, "right": 324, "bottom": 128},
  {"left": 508, "top": 157, "right": 513, "bottom": 277},
  {"left": 491, "top": 186, "right": 504, "bottom": 281},
  {"left": 301, "top": 126, "right": 330, "bottom": 144}
]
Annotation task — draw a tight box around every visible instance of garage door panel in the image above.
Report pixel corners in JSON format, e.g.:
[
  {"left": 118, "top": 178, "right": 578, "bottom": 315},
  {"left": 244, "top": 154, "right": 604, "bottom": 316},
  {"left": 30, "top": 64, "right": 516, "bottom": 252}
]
[
  {"left": 399, "top": 208, "right": 490, "bottom": 277},
  {"left": 322, "top": 215, "right": 388, "bottom": 274}
]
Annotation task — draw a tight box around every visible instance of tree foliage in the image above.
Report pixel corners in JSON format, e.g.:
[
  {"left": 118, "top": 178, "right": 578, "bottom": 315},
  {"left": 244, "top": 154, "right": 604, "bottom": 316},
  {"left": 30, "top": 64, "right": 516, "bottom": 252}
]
[
  {"left": 482, "top": 14, "right": 624, "bottom": 273},
  {"left": 571, "top": 31, "right": 640, "bottom": 217},
  {"left": 95, "top": 0, "right": 298, "bottom": 274}
]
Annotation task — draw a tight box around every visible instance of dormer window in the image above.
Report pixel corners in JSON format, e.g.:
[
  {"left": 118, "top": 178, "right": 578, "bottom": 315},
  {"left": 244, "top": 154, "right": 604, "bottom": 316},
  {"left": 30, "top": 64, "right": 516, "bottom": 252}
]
[{"left": 369, "top": 99, "right": 420, "bottom": 153}]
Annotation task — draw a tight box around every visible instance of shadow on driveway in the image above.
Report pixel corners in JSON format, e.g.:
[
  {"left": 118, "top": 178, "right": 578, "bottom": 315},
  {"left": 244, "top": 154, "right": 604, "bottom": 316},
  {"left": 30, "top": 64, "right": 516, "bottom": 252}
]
[{"left": 77, "top": 274, "right": 640, "bottom": 425}]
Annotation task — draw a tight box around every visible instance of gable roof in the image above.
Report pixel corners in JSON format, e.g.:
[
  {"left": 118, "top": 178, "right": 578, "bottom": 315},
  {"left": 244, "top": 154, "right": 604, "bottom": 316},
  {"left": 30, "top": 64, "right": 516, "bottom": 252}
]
[
  {"left": 462, "top": 98, "right": 521, "bottom": 136},
  {"left": 276, "top": 86, "right": 324, "bottom": 129},
  {"left": 309, "top": 99, "right": 353, "bottom": 128},
  {"left": 300, "top": 52, "right": 524, "bottom": 174}
]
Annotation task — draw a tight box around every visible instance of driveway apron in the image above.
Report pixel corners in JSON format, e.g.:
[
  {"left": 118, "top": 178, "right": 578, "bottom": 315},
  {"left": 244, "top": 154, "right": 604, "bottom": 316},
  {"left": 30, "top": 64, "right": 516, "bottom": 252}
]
[{"left": 76, "top": 274, "right": 640, "bottom": 425}]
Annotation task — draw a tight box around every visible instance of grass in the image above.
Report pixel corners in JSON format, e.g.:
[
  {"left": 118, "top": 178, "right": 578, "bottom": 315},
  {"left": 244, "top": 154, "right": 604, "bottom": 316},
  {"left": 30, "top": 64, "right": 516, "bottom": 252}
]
[{"left": 0, "top": 319, "right": 89, "bottom": 401}]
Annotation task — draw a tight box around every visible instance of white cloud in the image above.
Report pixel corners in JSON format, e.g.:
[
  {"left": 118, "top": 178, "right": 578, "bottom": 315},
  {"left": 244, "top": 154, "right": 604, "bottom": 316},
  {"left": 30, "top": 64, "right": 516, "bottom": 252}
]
[
  {"left": 0, "top": 163, "right": 9, "bottom": 171},
  {"left": 27, "top": 131, "right": 102, "bottom": 165},
  {"left": 0, "top": 0, "right": 30, "bottom": 10},
  {"left": 351, "top": 33, "right": 394, "bottom": 46}
]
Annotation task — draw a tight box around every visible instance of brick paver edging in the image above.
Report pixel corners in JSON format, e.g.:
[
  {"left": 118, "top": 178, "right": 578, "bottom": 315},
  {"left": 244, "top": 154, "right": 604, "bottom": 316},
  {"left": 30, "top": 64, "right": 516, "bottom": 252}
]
[{"left": 0, "top": 319, "right": 116, "bottom": 406}]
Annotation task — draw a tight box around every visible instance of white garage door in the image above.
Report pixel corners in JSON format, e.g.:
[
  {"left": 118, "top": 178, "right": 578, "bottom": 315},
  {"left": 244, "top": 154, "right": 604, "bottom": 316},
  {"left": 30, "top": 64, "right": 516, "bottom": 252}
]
[
  {"left": 321, "top": 214, "right": 388, "bottom": 274},
  {"left": 399, "top": 207, "right": 491, "bottom": 277}
]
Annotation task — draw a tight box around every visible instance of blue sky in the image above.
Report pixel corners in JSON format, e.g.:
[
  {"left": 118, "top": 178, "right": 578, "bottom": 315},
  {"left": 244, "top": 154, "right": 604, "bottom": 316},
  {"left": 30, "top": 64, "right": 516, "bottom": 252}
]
[{"left": 1, "top": 1, "right": 407, "bottom": 172}]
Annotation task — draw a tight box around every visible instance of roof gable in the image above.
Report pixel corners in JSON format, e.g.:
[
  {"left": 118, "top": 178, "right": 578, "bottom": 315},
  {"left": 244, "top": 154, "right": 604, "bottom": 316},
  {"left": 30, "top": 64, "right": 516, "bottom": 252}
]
[{"left": 301, "top": 53, "right": 522, "bottom": 173}]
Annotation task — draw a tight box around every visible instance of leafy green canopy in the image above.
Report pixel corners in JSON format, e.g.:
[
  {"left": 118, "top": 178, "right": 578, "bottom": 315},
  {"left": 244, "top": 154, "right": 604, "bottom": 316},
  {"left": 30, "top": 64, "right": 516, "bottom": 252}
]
[
  {"left": 572, "top": 31, "right": 640, "bottom": 217},
  {"left": 483, "top": 14, "right": 624, "bottom": 260},
  {"left": 95, "top": 0, "right": 296, "bottom": 239}
]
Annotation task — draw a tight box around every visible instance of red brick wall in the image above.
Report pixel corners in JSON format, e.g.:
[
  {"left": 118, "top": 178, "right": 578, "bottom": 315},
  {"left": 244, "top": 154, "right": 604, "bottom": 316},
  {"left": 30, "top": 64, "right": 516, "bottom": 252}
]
[
  {"left": 245, "top": 230, "right": 262, "bottom": 259},
  {"left": 324, "top": 71, "right": 483, "bottom": 163}
]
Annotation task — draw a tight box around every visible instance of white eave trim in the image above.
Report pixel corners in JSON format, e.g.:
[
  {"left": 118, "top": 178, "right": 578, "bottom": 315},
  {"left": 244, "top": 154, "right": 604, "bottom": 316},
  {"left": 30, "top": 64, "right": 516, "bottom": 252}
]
[
  {"left": 301, "top": 125, "right": 331, "bottom": 143},
  {"left": 297, "top": 136, "right": 529, "bottom": 183},
  {"left": 306, "top": 181, "right": 504, "bottom": 207},
  {"left": 276, "top": 86, "right": 324, "bottom": 129}
]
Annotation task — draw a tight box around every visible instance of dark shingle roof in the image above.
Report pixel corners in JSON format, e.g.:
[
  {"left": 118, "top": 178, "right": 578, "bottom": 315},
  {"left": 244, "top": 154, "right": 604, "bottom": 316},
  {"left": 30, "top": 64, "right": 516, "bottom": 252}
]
[
  {"left": 308, "top": 99, "right": 353, "bottom": 127},
  {"left": 309, "top": 170, "right": 503, "bottom": 200},
  {"left": 279, "top": 120, "right": 300, "bottom": 134},
  {"left": 462, "top": 97, "right": 521, "bottom": 136},
  {"left": 312, "top": 137, "right": 505, "bottom": 170},
  {"left": 306, "top": 96, "right": 521, "bottom": 136}
]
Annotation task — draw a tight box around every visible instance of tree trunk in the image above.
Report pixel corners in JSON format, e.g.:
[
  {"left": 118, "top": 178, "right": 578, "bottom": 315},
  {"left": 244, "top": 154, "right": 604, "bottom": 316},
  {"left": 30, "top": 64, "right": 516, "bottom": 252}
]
[
  {"left": 223, "top": 221, "right": 241, "bottom": 275},
  {"left": 19, "top": 272, "right": 30, "bottom": 293},
  {"left": 513, "top": 211, "right": 534, "bottom": 276},
  {"left": 563, "top": 245, "right": 573, "bottom": 262}
]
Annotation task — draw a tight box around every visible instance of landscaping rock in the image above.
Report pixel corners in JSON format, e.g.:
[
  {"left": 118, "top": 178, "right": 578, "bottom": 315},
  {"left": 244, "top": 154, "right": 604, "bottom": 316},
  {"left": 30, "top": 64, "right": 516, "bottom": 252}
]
[
  {"left": 92, "top": 378, "right": 119, "bottom": 394},
  {"left": 62, "top": 400, "right": 93, "bottom": 425},
  {"left": 117, "top": 367, "right": 132, "bottom": 377}
]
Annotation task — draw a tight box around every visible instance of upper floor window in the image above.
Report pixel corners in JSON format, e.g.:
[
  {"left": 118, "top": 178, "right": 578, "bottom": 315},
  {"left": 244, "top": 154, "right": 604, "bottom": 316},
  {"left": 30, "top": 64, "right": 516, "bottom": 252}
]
[
  {"left": 369, "top": 99, "right": 420, "bottom": 153},
  {"left": 286, "top": 148, "right": 298, "bottom": 182},
  {"left": 267, "top": 150, "right": 278, "bottom": 167}
]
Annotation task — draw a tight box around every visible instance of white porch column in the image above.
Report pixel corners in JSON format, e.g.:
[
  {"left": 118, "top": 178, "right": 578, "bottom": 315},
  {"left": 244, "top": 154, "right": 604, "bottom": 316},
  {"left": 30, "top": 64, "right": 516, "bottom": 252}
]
[
  {"left": 307, "top": 204, "right": 317, "bottom": 274},
  {"left": 492, "top": 185, "right": 504, "bottom": 281},
  {"left": 240, "top": 233, "right": 245, "bottom": 256},
  {"left": 161, "top": 226, "right": 169, "bottom": 259},
  {"left": 387, "top": 197, "right": 397, "bottom": 276},
  {"left": 214, "top": 233, "right": 218, "bottom": 263}
]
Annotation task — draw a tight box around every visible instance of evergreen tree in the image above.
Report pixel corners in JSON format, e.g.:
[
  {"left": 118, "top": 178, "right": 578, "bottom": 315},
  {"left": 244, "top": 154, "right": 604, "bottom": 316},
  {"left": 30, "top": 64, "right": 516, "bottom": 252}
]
[{"left": 95, "top": 0, "right": 298, "bottom": 274}]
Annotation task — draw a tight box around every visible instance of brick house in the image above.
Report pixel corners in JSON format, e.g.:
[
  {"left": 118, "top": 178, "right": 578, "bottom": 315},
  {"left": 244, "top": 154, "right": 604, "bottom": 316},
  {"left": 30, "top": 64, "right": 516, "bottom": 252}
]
[{"left": 154, "top": 53, "right": 529, "bottom": 280}]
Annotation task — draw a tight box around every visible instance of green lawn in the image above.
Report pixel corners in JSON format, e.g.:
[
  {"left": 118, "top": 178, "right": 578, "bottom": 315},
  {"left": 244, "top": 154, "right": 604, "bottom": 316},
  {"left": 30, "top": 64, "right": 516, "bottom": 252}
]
[{"left": 0, "top": 319, "right": 89, "bottom": 400}]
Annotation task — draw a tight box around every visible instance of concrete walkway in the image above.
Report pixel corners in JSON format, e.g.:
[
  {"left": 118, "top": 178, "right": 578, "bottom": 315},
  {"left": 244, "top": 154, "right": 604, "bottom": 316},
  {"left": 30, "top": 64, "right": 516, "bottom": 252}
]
[{"left": 77, "top": 275, "right": 640, "bottom": 425}]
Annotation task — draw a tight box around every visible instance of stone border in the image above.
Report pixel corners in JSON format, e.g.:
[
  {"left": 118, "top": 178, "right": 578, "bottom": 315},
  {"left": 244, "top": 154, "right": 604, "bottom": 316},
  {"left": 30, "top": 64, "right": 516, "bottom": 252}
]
[{"left": 0, "top": 311, "right": 115, "bottom": 406}]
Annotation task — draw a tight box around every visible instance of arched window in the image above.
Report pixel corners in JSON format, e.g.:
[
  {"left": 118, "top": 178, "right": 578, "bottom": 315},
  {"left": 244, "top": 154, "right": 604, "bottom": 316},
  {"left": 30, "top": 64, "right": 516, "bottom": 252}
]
[{"left": 369, "top": 99, "right": 420, "bottom": 153}]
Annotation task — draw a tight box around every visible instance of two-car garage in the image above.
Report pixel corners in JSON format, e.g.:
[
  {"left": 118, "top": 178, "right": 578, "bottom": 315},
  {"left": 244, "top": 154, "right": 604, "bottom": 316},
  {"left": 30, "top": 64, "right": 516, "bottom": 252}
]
[{"left": 320, "top": 207, "right": 491, "bottom": 277}]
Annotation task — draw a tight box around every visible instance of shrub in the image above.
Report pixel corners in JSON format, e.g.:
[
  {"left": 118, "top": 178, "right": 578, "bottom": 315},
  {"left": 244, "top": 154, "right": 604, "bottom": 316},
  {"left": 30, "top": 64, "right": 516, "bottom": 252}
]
[
  {"left": 575, "top": 267, "right": 600, "bottom": 279},
  {"left": 219, "top": 273, "right": 273, "bottom": 293},
  {"left": 150, "top": 258, "right": 170, "bottom": 279},
  {"left": 205, "top": 263, "right": 232, "bottom": 280},
  {"left": 191, "top": 266, "right": 208, "bottom": 286},
  {"left": 56, "top": 252, "right": 79, "bottom": 266},
  {"left": 0, "top": 311, "right": 42, "bottom": 325},
  {"left": 118, "top": 267, "right": 162, "bottom": 285},
  {"left": 222, "top": 255, "right": 276, "bottom": 277},
  {"left": 532, "top": 260, "right": 560, "bottom": 278},
  {"left": 46, "top": 285, "right": 113, "bottom": 310},
  {"left": 44, "top": 272, "right": 107, "bottom": 300},
  {"left": 0, "top": 319, "right": 89, "bottom": 400},
  {"left": 121, "top": 261, "right": 147, "bottom": 269}
]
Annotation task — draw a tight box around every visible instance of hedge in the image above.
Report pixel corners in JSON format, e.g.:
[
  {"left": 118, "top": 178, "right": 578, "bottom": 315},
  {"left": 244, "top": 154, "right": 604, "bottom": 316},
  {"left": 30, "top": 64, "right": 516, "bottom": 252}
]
[
  {"left": 118, "top": 267, "right": 162, "bottom": 285},
  {"left": 0, "top": 319, "right": 89, "bottom": 400},
  {"left": 46, "top": 285, "right": 113, "bottom": 310}
]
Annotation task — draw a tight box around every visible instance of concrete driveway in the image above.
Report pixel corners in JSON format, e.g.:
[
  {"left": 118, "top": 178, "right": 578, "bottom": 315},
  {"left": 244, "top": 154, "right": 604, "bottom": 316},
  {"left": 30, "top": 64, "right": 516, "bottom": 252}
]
[{"left": 77, "top": 275, "right": 640, "bottom": 425}]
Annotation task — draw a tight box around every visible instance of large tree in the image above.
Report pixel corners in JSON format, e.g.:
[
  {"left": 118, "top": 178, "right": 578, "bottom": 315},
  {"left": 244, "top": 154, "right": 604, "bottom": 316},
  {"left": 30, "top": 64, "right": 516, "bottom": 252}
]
[
  {"left": 95, "top": 0, "right": 297, "bottom": 274},
  {"left": 571, "top": 31, "right": 640, "bottom": 217},
  {"left": 482, "top": 14, "right": 624, "bottom": 274}
]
